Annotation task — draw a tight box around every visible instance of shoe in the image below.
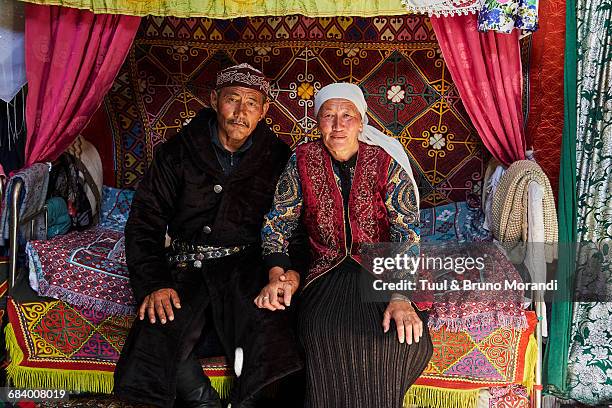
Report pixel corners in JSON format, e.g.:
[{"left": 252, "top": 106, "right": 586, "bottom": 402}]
[
  {"left": 179, "top": 381, "right": 222, "bottom": 408},
  {"left": 176, "top": 354, "right": 222, "bottom": 408}
]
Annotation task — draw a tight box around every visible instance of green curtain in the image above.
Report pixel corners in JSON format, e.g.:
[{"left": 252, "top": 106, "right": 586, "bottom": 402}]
[
  {"left": 562, "top": 0, "right": 611, "bottom": 404},
  {"left": 543, "top": 0, "right": 576, "bottom": 397},
  {"left": 545, "top": 0, "right": 612, "bottom": 404}
]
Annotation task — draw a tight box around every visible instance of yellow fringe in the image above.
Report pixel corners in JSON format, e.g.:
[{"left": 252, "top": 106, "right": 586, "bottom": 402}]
[
  {"left": 209, "top": 376, "right": 233, "bottom": 400},
  {"left": 522, "top": 334, "right": 538, "bottom": 394},
  {"left": 404, "top": 385, "right": 480, "bottom": 408},
  {"left": 5, "top": 323, "right": 235, "bottom": 398},
  {"left": 4, "top": 323, "right": 114, "bottom": 393}
]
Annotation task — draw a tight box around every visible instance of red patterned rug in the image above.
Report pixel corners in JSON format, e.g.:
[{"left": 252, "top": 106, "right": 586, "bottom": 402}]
[
  {"left": 88, "top": 15, "right": 488, "bottom": 208},
  {"left": 27, "top": 227, "right": 135, "bottom": 315}
]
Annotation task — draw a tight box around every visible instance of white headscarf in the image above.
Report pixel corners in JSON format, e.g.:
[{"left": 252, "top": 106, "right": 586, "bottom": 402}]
[{"left": 314, "top": 83, "right": 420, "bottom": 205}]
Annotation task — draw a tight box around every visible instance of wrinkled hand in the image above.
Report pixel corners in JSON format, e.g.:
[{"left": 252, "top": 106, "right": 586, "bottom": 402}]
[
  {"left": 254, "top": 267, "right": 300, "bottom": 311},
  {"left": 382, "top": 300, "right": 423, "bottom": 344},
  {"left": 139, "top": 288, "right": 181, "bottom": 324}
]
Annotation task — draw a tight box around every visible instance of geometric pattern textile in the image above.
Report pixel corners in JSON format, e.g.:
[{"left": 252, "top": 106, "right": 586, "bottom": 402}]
[
  {"left": 100, "top": 15, "right": 488, "bottom": 208},
  {"left": 489, "top": 385, "right": 530, "bottom": 408},
  {"left": 26, "top": 227, "right": 136, "bottom": 316},
  {"left": 6, "top": 298, "right": 234, "bottom": 395},
  {"left": 414, "top": 311, "right": 537, "bottom": 389},
  {"left": 7, "top": 298, "right": 132, "bottom": 371}
]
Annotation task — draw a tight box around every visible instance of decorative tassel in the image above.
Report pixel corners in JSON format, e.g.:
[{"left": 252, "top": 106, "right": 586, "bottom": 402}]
[
  {"left": 404, "top": 385, "right": 480, "bottom": 408},
  {"left": 522, "top": 334, "right": 538, "bottom": 394},
  {"left": 209, "top": 376, "right": 234, "bottom": 400}
]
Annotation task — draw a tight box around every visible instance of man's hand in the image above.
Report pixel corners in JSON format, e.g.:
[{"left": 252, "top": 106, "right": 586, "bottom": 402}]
[
  {"left": 382, "top": 300, "right": 423, "bottom": 344},
  {"left": 138, "top": 288, "right": 181, "bottom": 324},
  {"left": 254, "top": 267, "right": 300, "bottom": 311}
]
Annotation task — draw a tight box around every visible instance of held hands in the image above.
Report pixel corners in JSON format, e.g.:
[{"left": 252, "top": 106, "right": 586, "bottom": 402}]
[
  {"left": 382, "top": 299, "right": 423, "bottom": 344},
  {"left": 138, "top": 288, "right": 182, "bottom": 324},
  {"left": 254, "top": 267, "right": 300, "bottom": 311}
]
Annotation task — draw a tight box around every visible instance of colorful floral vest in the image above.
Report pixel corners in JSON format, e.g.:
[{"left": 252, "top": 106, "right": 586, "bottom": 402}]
[{"left": 296, "top": 141, "right": 391, "bottom": 288}]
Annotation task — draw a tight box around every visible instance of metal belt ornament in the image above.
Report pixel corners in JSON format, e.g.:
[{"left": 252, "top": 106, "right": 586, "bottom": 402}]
[{"left": 168, "top": 243, "right": 247, "bottom": 268}]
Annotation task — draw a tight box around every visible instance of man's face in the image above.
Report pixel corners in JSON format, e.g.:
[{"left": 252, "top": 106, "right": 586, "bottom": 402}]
[
  {"left": 210, "top": 86, "right": 269, "bottom": 150},
  {"left": 317, "top": 98, "right": 362, "bottom": 158}
]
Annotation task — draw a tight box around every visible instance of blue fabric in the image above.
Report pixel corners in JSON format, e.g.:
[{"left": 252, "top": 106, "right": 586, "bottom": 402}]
[
  {"left": 99, "top": 186, "right": 135, "bottom": 232},
  {"left": 419, "top": 201, "right": 492, "bottom": 243},
  {"left": 46, "top": 197, "right": 70, "bottom": 238}
]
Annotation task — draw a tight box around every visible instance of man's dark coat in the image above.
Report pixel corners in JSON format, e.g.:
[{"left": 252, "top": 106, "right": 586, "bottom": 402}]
[{"left": 113, "top": 109, "right": 304, "bottom": 408}]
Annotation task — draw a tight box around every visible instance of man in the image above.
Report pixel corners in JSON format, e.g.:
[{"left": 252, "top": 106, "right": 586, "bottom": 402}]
[{"left": 114, "top": 63, "right": 305, "bottom": 408}]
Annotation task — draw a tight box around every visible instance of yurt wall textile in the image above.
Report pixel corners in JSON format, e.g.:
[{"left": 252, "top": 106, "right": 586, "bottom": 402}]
[
  {"left": 87, "top": 15, "right": 489, "bottom": 208},
  {"left": 525, "top": 0, "right": 565, "bottom": 195},
  {"left": 543, "top": 0, "right": 576, "bottom": 396}
]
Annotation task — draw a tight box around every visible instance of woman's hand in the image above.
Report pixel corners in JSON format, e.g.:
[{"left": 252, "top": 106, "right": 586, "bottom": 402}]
[
  {"left": 254, "top": 267, "right": 300, "bottom": 311},
  {"left": 382, "top": 299, "right": 423, "bottom": 344}
]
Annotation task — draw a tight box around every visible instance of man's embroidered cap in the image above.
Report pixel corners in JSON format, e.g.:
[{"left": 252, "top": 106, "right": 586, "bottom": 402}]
[{"left": 215, "top": 63, "right": 270, "bottom": 97}]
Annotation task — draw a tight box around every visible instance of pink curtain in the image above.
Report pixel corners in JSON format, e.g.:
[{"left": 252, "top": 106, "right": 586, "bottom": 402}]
[
  {"left": 430, "top": 14, "right": 526, "bottom": 166},
  {"left": 24, "top": 4, "right": 140, "bottom": 166}
]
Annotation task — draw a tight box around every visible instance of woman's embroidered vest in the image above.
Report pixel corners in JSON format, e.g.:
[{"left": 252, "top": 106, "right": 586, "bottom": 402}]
[{"left": 296, "top": 141, "right": 391, "bottom": 288}]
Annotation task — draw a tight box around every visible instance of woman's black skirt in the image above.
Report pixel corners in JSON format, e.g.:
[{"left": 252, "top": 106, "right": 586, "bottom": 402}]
[{"left": 298, "top": 259, "right": 433, "bottom": 408}]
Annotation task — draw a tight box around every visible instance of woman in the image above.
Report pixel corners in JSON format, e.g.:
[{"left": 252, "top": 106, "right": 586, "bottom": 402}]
[{"left": 255, "top": 83, "right": 433, "bottom": 408}]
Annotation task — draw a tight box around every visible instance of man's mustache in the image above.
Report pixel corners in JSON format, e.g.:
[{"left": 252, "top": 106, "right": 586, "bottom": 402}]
[{"left": 228, "top": 119, "right": 249, "bottom": 127}]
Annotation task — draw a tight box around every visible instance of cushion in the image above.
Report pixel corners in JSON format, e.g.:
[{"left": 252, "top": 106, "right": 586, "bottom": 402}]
[
  {"left": 419, "top": 201, "right": 492, "bottom": 243},
  {"left": 99, "top": 186, "right": 135, "bottom": 232}
]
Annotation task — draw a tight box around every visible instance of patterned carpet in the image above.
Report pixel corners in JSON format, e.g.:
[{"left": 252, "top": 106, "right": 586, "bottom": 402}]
[
  {"left": 90, "top": 15, "right": 489, "bottom": 208},
  {"left": 26, "top": 227, "right": 135, "bottom": 315},
  {"left": 25, "top": 397, "right": 608, "bottom": 407},
  {"left": 415, "top": 312, "right": 537, "bottom": 390},
  {"left": 36, "top": 396, "right": 154, "bottom": 407}
]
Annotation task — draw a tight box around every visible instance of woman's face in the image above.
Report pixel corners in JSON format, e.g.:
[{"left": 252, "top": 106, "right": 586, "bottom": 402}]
[{"left": 317, "top": 98, "right": 362, "bottom": 161}]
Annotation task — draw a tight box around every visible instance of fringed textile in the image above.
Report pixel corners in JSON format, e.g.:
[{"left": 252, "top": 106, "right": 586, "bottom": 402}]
[
  {"left": 415, "top": 312, "right": 537, "bottom": 389},
  {"left": 405, "top": 385, "right": 480, "bottom": 408},
  {"left": 5, "top": 323, "right": 115, "bottom": 393}
]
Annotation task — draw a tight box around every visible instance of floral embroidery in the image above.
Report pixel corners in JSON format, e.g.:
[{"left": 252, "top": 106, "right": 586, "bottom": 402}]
[
  {"left": 477, "top": 0, "right": 539, "bottom": 33},
  {"left": 386, "top": 85, "right": 405, "bottom": 103},
  {"left": 297, "top": 82, "right": 315, "bottom": 100},
  {"left": 429, "top": 133, "right": 446, "bottom": 150},
  {"left": 436, "top": 209, "right": 453, "bottom": 222}
]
